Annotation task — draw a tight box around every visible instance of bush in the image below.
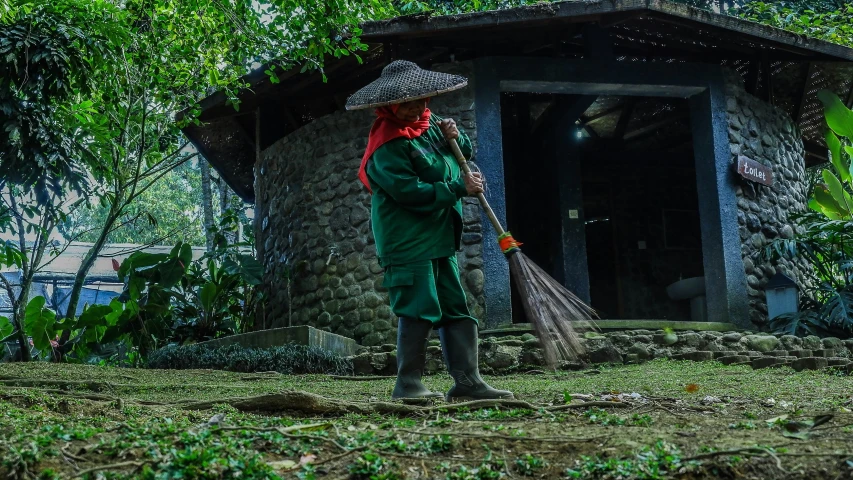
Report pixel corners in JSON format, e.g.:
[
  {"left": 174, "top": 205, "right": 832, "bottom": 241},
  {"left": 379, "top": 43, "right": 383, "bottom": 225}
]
[{"left": 146, "top": 343, "right": 353, "bottom": 376}]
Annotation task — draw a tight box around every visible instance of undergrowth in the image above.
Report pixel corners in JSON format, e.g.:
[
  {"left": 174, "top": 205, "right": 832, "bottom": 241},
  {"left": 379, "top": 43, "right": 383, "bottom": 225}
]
[{"left": 146, "top": 343, "right": 353, "bottom": 375}]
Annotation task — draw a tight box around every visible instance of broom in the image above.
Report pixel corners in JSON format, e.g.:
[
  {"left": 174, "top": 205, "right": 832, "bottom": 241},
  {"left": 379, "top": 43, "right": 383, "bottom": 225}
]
[{"left": 448, "top": 138, "right": 598, "bottom": 367}]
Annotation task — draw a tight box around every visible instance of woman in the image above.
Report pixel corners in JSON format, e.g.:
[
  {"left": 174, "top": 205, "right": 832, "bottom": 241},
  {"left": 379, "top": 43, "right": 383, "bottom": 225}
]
[{"left": 346, "top": 60, "right": 513, "bottom": 401}]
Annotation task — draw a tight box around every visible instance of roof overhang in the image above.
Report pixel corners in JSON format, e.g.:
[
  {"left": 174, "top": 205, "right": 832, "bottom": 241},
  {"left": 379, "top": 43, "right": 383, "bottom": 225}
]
[{"left": 182, "top": 0, "right": 853, "bottom": 203}]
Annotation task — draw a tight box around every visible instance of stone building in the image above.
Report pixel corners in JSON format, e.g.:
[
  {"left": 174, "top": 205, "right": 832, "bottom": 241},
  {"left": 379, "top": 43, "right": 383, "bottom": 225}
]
[{"left": 183, "top": 1, "right": 853, "bottom": 345}]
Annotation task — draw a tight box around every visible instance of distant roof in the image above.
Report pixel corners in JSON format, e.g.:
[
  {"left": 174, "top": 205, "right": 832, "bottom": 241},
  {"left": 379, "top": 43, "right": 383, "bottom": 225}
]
[
  {"left": 0, "top": 242, "right": 207, "bottom": 282},
  {"left": 183, "top": 0, "right": 853, "bottom": 203}
]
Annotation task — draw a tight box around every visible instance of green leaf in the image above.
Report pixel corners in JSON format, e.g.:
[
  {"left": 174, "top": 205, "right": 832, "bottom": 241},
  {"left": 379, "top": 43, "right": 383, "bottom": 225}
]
[
  {"left": 817, "top": 90, "right": 853, "bottom": 139},
  {"left": 822, "top": 170, "right": 853, "bottom": 216},
  {"left": 825, "top": 129, "right": 849, "bottom": 183},
  {"left": 814, "top": 183, "right": 846, "bottom": 218},
  {"left": 0, "top": 317, "right": 13, "bottom": 341},
  {"left": 24, "top": 296, "right": 56, "bottom": 352},
  {"left": 199, "top": 282, "right": 217, "bottom": 313},
  {"left": 845, "top": 146, "right": 853, "bottom": 181},
  {"left": 118, "top": 252, "right": 169, "bottom": 281},
  {"left": 76, "top": 304, "right": 115, "bottom": 328},
  {"left": 223, "top": 254, "right": 264, "bottom": 285}
]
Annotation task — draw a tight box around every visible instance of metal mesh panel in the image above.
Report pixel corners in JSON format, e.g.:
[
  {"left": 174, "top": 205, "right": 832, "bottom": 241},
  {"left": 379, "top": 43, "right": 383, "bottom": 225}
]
[
  {"left": 345, "top": 60, "right": 467, "bottom": 110},
  {"left": 799, "top": 63, "right": 853, "bottom": 144}
]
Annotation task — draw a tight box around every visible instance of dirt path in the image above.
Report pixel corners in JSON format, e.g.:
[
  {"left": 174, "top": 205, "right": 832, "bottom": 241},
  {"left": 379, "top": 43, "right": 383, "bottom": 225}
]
[{"left": 1, "top": 360, "right": 852, "bottom": 479}]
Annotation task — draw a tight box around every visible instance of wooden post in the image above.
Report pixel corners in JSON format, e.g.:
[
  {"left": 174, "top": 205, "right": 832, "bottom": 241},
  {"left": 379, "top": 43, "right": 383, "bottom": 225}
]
[{"left": 255, "top": 107, "right": 266, "bottom": 331}]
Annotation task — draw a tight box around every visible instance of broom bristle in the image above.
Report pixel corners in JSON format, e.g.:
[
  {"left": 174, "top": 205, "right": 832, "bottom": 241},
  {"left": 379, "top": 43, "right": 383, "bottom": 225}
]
[{"left": 507, "top": 252, "right": 598, "bottom": 367}]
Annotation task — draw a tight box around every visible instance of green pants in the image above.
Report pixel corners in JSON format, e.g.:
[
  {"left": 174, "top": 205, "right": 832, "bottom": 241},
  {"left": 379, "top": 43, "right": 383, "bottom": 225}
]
[{"left": 382, "top": 256, "right": 478, "bottom": 326}]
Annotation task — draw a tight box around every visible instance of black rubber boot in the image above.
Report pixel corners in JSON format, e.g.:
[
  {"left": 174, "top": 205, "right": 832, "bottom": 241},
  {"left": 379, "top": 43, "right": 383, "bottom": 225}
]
[
  {"left": 439, "top": 319, "right": 514, "bottom": 401},
  {"left": 391, "top": 317, "right": 443, "bottom": 400}
]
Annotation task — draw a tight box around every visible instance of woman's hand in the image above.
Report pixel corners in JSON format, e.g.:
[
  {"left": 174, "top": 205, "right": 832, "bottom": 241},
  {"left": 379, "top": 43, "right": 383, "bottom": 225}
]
[
  {"left": 439, "top": 118, "right": 459, "bottom": 141},
  {"left": 464, "top": 172, "right": 484, "bottom": 195}
]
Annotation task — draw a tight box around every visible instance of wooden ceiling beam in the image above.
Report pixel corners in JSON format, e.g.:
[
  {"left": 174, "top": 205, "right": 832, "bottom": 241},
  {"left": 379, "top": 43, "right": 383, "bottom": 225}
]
[
  {"left": 795, "top": 62, "right": 815, "bottom": 124},
  {"left": 580, "top": 102, "right": 624, "bottom": 125},
  {"left": 745, "top": 58, "right": 760, "bottom": 96},
  {"left": 761, "top": 54, "right": 774, "bottom": 105},
  {"left": 623, "top": 110, "right": 689, "bottom": 141},
  {"left": 613, "top": 99, "right": 636, "bottom": 140}
]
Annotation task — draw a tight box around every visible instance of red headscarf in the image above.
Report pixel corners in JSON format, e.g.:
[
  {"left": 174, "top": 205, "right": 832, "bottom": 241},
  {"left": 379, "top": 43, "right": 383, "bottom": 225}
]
[{"left": 358, "top": 101, "right": 431, "bottom": 193}]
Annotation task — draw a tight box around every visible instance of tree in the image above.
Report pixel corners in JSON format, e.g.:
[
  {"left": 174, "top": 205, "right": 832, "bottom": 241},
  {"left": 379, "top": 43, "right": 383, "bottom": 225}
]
[
  {"left": 0, "top": 1, "right": 115, "bottom": 360},
  {"left": 0, "top": 1, "right": 119, "bottom": 203},
  {"left": 60, "top": 160, "right": 209, "bottom": 247},
  {"left": 48, "top": 0, "right": 398, "bottom": 358},
  {"left": 200, "top": 159, "right": 216, "bottom": 252}
]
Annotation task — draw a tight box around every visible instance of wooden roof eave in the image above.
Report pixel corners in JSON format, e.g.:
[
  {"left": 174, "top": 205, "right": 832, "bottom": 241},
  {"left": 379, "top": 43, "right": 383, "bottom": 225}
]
[{"left": 360, "top": 0, "right": 853, "bottom": 62}]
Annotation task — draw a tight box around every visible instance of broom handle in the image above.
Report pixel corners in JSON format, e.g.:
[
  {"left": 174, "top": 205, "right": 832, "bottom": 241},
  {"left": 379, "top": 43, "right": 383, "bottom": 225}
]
[{"left": 448, "top": 138, "right": 507, "bottom": 236}]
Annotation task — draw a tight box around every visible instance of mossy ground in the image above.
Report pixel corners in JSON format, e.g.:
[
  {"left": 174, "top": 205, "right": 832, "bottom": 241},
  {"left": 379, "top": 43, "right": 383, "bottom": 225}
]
[{"left": 1, "top": 360, "right": 852, "bottom": 479}]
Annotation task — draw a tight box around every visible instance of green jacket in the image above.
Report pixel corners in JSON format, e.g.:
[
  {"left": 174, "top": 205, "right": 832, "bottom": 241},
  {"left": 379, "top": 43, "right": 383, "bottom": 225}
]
[{"left": 367, "top": 114, "right": 474, "bottom": 267}]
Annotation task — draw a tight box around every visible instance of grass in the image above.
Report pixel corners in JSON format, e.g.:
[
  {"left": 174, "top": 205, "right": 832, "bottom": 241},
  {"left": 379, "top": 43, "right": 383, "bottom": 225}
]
[{"left": 1, "top": 359, "right": 852, "bottom": 479}]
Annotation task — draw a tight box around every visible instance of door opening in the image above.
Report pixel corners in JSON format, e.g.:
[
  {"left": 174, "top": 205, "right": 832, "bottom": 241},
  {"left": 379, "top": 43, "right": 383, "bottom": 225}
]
[{"left": 500, "top": 93, "right": 704, "bottom": 322}]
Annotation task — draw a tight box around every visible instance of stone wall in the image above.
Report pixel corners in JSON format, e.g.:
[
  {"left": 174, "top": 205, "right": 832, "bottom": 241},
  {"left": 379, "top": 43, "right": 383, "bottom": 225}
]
[
  {"left": 254, "top": 61, "right": 485, "bottom": 346},
  {"left": 724, "top": 71, "right": 812, "bottom": 328}
]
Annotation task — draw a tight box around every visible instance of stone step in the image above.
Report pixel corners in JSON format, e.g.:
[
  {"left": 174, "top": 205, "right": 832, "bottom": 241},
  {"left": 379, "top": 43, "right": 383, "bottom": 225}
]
[
  {"left": 827, "top": 357, "right": 850, "bottom": 367},
  {"left": 682, "top": 351, "right": 714, "bottom": 362},
  {"left": 792, "top": 357, "right": 828, "bottom": 372},
  {"left": 752, "top": 357, "right": 790, "bottom": 369},
  {"left": 718, "top": 355, "right": 751, "bottom": 365},
  {"left": 713, "top": 351, "right": 738, "bottom": 359},
  {"left": 788, "top": 350, "right": 812, "bottom": 358}
]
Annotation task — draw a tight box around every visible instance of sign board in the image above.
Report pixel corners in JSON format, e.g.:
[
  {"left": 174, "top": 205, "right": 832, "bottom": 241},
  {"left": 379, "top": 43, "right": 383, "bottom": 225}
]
[{"left": 736, "top": 155, "right": 773, "bottom": 186}]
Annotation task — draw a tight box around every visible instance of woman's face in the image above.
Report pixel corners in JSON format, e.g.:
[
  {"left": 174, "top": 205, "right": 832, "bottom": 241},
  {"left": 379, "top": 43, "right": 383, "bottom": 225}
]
[{"left": 394, "top": 98, "right": 429, "bottom": 122}]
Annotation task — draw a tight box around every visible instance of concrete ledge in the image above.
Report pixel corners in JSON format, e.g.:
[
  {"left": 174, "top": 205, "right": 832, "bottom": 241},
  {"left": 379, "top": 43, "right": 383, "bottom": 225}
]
[
  {"left": 195, "top": 326, "right": 358, "bottom": 357},
  {"left": 482, "top": 320, "right": 739, "bottom": 337}
]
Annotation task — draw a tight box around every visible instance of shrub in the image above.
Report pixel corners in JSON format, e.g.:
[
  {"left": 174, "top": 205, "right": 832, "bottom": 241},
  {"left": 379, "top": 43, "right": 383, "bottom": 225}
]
[{"left": 146, "top": 343, "right": 353, "bottom": 375}]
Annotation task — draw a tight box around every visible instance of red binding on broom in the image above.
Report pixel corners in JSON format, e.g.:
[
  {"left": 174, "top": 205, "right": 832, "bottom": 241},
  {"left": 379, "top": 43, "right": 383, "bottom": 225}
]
[{"left": 447, "top": 138, "right": 598, "bottom": 367}]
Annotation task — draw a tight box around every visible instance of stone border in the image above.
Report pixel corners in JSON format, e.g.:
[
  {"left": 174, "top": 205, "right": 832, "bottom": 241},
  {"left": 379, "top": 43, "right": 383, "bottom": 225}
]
[
  {"left": 195, "top": 326, "right": 358, "bottom": 357},
  {"left": 347, "top": 329, "right": 853, "bottom": 376}
]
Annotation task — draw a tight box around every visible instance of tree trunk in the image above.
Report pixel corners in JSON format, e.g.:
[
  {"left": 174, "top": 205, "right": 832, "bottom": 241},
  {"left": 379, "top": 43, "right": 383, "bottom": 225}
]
[
  {"left": 13, "top": 237, "right": 49, "bottom": 361},
  {"left": 56, "top": 206, "right": 119, "bottom": 359},
  {"left": 63, "top": 232, "right": 109, "bottom": 326},
  {"left": 7, "top": 192, "right": 32, "bottom": 361},
  {"left": 3, "top": 274, "right": 31, "bottom": 362},
  {"left": 218, "top": 177, "right": 238, "bottom": 244},
  {"left": 236, "top": 204, "right": 248, "bottom": 244},
  {"left": 200, "top": 159, "right": 215, "bottom": 252}
]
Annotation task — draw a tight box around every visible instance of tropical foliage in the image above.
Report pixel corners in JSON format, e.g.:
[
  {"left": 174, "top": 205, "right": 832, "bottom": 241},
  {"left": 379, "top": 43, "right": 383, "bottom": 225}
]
[
  {"left": 1, "top": 0, "right": 396, "bottom": 361},
  {"left": 59, "top": 161, "right": 211, "bottom": 247},
  {"left": 737, "top": 1, "right": 853, "bottom": 47},
  {"left": 763, "top": 90, "right": 853, "bottom": 337},
  {"left": 1, "top": 213, "right": 263, "bottom": 363}
]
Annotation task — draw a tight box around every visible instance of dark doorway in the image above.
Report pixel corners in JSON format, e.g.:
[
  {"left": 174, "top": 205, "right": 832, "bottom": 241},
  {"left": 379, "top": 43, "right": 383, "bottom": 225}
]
[{"left": 500, "top": 93, "right": 704, "bottom": 322}]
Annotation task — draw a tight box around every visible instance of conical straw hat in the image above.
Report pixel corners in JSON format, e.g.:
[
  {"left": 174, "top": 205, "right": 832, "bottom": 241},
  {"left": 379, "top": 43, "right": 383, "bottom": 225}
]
[{"left": 345, "top": 60, "right": 468, "bottom": 111}]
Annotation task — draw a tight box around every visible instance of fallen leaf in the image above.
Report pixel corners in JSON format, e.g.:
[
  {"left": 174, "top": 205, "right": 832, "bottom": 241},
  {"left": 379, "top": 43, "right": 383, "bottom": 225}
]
[
  {"left": 812, "top": 414, "right": 833, "bottom": 428},
  {"left": 782, "top": 430, "right": 810, "bottom": 440},
  {"left": 685, "top": 384, "right": 700, "bottom": 393},
  {"left": 269, "top": 460, "right": 297, "bottom": 470},
  {"left": 300, "top": 454, "right": 317, "bottom": 466},
  {"left": 280, "top": 423, "right": 331, "bottom": 433},
  {"left": 765, "top": 415, "right": 789, "bottom": 425}
]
